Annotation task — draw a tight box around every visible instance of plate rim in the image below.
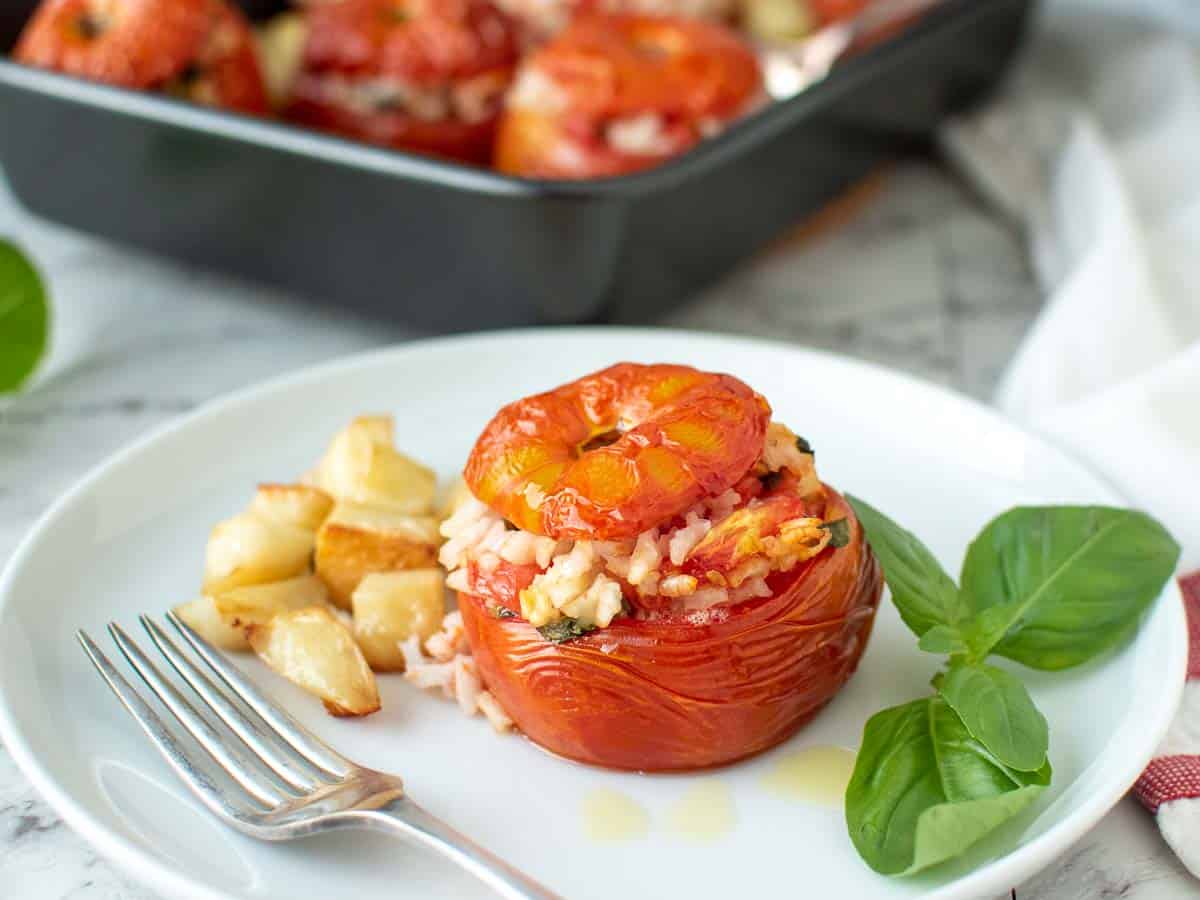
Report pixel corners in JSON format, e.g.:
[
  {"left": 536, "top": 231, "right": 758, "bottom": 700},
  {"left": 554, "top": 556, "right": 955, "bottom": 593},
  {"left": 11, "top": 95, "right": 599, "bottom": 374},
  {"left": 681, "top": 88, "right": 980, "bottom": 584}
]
[{"left": 0, "top": 326, "right": 1187, "bottom": 900}]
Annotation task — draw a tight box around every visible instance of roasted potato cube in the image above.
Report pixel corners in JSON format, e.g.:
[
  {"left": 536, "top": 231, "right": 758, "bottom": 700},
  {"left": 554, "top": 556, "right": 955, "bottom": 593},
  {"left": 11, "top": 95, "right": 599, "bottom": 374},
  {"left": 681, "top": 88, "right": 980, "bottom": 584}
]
[
  {"left": 247, "top": 606, "right": 381, "bottom": 717},
  {"left": 315, "top": 502, "right": 440, "bottom": 608},
  {"left": 174, "top": 596, "right": 249, "bottom": 651},
  {"left": 250, "top": 483, "right": 333, "bottom": 532},
  {"left": 202, "top": 511, "right": 314, "bottom": 596},
  {"left": 352, "top": 569, "right": 447, "bottom": 671},
  {"left": 312, "top": 418, "right": 436, "bottom": 514},
  {"left": 202, "top": 512, "right": 315, "bottom": 595},
  {"left": 348, "top": 414, "right": 394, "bottom": 446},
  {"left": 212, "top": 573, "right": 330, "bottom": 632}
]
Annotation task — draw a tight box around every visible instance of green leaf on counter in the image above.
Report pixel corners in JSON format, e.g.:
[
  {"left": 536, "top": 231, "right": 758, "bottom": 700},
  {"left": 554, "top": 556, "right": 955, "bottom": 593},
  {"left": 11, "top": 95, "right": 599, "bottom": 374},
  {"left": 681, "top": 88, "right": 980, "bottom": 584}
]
[{"left": 0, "top": 239, "right": 49, "bottom": 394}]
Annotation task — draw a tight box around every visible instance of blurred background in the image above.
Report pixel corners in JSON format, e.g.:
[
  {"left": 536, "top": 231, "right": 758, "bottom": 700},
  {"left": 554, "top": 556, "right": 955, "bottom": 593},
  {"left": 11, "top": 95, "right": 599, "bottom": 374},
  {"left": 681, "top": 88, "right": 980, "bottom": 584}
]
[{"left": 1, "top": 0, "right": 1198, "bottom": 896}]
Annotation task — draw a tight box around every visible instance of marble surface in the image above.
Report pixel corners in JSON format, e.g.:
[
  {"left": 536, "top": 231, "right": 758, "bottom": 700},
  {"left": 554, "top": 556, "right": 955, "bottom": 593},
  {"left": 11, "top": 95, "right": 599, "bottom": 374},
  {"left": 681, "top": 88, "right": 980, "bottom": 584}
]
[{"left": 0, "top": 161, "right": 1193, "bottom": 899}]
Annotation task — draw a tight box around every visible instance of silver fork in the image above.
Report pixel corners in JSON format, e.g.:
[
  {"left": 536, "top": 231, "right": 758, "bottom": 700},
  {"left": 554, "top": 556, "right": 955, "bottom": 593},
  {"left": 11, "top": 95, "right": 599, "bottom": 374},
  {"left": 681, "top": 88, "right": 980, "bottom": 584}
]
[{"left": 78, "top": 612, "right": 559, "bottom": 900}]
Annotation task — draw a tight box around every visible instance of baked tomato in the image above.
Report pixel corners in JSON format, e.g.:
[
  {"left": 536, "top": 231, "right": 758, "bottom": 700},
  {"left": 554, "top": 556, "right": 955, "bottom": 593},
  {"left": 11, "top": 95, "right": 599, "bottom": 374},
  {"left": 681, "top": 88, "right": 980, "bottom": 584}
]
[
  {"left": 495, "top": 13, "right": 762, "bottom": 179},
  {"left": 464, "top": 362, "right": 771, "bottom": 540},
  {"left": 287, "top": 0, "right": 520, "bottom": 163},
  {"left": 458, "top": 487, "right": 881, "bottom": 770},
  {"left": 14, "top": 0, "right": 211, "bottom": 89},
  {"left": 16, "top": 0, "right": 268, "bottom": 114}
]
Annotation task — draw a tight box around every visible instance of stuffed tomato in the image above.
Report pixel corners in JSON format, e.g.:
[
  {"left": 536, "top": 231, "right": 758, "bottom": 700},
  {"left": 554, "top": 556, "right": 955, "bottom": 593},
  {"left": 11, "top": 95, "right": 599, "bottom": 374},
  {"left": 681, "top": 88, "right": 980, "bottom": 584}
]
[
  {"left": 494, "top": 15, "right": 762, "bottom": 179},
  {"left": 441, "top": 362, "right": 882, "bottom": 770}
]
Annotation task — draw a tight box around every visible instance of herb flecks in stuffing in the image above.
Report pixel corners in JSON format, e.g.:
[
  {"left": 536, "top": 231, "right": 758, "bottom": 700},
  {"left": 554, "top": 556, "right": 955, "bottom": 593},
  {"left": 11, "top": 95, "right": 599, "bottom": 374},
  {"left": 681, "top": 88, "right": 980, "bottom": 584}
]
[
  {"left": 537, "top": 617, "right": 596, "bottom": 643},
  {"left": 821, "top": 518, "right": 850, "bottom": 548}
]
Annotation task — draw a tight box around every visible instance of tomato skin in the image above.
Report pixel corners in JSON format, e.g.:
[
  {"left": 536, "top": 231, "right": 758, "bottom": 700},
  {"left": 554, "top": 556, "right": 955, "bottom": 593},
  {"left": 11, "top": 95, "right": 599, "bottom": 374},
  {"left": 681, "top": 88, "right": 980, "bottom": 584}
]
[
  {"left": 459, "top": 487, "right": 881, "bottom": 771},
  {"left": 465, "top": 362, "right": 771, "bottom": 541},
  {"left": 495, "top": 13, "right": 762, "bottom": 179},
  {"left": 808, "top": 0, "right": 868, "bottom": 23}
]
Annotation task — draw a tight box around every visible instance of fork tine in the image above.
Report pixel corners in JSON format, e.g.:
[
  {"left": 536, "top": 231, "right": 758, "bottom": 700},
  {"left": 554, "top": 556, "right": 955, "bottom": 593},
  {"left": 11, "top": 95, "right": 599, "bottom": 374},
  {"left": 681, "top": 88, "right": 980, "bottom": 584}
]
[
  {"left": 140, "top": 615, "right": 329, "bottom": 794},
  {"left": 78, "top": 630, "right": 263, "bottom": 827},
  {"left": 108, "top": 623, "right": 295, "bottom": 807},
  {"left": 166, "top": 609, "right": 354, "bottom": 779}
]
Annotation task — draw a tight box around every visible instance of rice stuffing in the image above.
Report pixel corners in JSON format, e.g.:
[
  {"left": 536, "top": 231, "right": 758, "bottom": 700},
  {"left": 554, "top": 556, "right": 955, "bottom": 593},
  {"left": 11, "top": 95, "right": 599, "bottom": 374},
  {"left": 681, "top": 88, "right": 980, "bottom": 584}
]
[
  {"left": 439, "top": 420, "right": 840, "bottom": 633},
  {"left": 403, "top": 612, "right": 515, "bottom": 733}
]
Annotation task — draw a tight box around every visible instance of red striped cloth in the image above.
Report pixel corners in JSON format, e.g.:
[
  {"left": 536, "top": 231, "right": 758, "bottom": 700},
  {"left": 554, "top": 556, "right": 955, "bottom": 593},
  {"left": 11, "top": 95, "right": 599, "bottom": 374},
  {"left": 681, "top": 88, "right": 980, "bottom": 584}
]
[{"left": 1134, "top": 573, "right": 1200, "bottom": 814}]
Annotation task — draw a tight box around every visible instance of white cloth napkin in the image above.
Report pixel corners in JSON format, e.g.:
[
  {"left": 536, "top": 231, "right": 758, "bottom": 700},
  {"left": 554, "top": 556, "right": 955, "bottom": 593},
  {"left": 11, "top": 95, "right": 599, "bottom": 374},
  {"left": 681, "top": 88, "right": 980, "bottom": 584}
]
[
  {"left": 943, "top": 0, "right": 1200, "bottom": 571},
  {"left": 942, "top": 0, "right": 1200, "bottom": 876}
]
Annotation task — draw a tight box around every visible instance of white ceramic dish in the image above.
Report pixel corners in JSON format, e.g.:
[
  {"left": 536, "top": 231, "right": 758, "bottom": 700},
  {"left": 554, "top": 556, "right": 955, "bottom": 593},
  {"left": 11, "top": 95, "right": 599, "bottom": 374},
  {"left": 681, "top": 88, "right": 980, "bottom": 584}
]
[{"left": 0, "top": 329, "right": 1185, "bottom": 900}]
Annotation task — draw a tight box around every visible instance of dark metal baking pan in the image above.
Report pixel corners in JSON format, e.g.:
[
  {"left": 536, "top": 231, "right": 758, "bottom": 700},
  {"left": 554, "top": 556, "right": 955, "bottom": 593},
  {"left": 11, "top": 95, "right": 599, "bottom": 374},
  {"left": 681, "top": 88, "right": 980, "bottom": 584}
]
[{"left": 0, "top": 0, "right": 1031, "bottom": 330}]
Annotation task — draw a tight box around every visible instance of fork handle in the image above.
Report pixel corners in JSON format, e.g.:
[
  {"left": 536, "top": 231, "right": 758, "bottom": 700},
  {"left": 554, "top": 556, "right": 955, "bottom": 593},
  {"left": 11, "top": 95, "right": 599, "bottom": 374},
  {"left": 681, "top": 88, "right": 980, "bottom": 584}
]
[{"left": 358, "top": 797, "right": 563, "bottom": 900}]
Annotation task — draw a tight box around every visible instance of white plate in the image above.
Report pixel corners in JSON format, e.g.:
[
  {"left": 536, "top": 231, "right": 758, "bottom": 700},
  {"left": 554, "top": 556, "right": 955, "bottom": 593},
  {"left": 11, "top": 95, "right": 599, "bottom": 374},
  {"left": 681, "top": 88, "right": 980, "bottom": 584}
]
[{"left": 0, "top": 329, "right": 1185, "bottom": 900}]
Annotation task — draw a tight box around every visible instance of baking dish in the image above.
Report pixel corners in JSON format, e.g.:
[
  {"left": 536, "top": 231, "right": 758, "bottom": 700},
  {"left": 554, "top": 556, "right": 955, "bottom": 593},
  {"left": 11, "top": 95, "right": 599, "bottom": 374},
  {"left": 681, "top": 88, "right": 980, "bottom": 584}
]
[{"left": 0, "top": 0, "right": 1031, "bottom": 329}]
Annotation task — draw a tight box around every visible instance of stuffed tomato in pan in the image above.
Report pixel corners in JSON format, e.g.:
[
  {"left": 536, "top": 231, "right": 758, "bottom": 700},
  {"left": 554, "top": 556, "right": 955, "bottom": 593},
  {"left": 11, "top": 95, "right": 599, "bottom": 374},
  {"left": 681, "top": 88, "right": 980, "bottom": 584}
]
[
  {"left": 440, "top": 363, "right": 882, "bottom": 771},
  {"left": 495, "top": 15, "right": 763, "bottom": 179},
  {"left": 287, "top": 0, "right": 520, "bottom": 163},
  {"left": 15, "top": 0, "right": 269, "bottom": 114}
]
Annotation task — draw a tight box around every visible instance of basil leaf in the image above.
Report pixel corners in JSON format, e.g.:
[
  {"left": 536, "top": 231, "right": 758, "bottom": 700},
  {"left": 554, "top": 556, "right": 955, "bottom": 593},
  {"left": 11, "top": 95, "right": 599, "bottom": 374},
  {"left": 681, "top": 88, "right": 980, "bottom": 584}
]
[
  {"left": 537, "top": 616, "right": 595, "bottom": 643},
  {"left": 938, "top": 663, "right": 1048, "bottom": 772},
  {"left": 959, "top": 506, "right": 1180, "bottom": 669},
  {"left": 0, "top": 240, "right": 49, "bottom": 394},
  {"left": 821, "top": 518, "right": 850, "bottom": 548},
  {"left": 917, "top": 625, "right": 968, "bottom": 656},
  {"left": 845, "top": 699, "right": 945, "bottom": 874},
  {"left": 847, "top": 495, "right": 964, "bottom": 637},
  {"left": 846, "top": 696, "right": 1049, "bottom": 875}
]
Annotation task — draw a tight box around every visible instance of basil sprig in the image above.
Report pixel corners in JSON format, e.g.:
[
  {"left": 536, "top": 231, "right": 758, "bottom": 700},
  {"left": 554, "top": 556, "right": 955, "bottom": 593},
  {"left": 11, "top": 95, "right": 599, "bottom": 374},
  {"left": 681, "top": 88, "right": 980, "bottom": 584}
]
[{"left": 844, "top": 497, "right": 1179, "bottom": 876}]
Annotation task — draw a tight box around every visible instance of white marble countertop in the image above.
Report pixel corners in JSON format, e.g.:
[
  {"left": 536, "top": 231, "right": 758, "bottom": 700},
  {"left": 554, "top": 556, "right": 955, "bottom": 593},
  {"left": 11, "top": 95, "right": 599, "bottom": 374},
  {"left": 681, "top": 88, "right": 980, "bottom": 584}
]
[{"left": 0, "top": 162, "right": 1193, "bottom": 899}]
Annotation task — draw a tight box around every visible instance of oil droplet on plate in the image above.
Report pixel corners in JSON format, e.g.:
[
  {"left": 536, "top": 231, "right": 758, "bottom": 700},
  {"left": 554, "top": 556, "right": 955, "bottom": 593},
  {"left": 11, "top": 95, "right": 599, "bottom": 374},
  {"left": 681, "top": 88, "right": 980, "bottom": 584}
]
[
  {"left": 666, "top": 780, "right": 735, "bottom": 842},
  {"left": 581, "top": 788, "right": 650, "bottom": 842},
  {"left": 761, "top": 745, "right": 857, "bottom": 807}
]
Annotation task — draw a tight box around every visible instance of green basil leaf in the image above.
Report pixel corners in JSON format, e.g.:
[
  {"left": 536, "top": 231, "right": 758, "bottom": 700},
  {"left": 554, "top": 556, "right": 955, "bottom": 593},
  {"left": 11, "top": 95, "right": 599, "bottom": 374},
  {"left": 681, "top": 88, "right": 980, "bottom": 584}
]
[
  {"left": 0, "top": 240, "right": 49, "bottom": 394},
  {"left": 847, "top": 495, "right": 964, "bottom": 637},
  {"left": 927, "top": 695, "right": 1050, "bottom": 800},
  {"left": 907, "top": 780, "right": 1047, "bottom": 875},
  {"left": 846, "top": 699, "right": 946, "bottom": 874},
  {"left": 917, "top": 625, "right": 968, "bottom": 656},
  {"left": 959, "top": 506, "right": 1180, "bottom": 669},
  {"left": 846, "top": 696, "right": 1049, "bottom": 875},
  {"left": 938, "top": 663, "right": 1048, "bottom": 771}
]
